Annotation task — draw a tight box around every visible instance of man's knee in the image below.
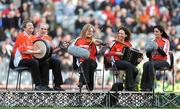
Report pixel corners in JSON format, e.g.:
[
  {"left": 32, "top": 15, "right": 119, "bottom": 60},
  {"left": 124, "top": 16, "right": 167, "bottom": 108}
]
[
  {"left": 31, "top": 59, "right": 39, "bottom": 66},
  {"left": 143, "top": 61, "right": 152, "bottom": 68}
]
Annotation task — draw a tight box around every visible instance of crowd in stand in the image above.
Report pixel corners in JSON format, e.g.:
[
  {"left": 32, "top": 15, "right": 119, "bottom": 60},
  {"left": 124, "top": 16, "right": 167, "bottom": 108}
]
[{"left": 0, "top": 0, "right": 180, "bottom": 90}]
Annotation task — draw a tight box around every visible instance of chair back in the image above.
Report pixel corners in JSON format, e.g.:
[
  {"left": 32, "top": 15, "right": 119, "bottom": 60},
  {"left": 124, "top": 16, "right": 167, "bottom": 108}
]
[
  {"left": 104, "top": 56, "right": 112, "bottom": 70},
  {"left": 9, "top": 52, "right": 15, "bottom": 69},
  {"left": 169, "top": 51, "right": 174, "bottom": 70},
  {"left": 72, "top": 56, "right": 79, "bottom": 70}
]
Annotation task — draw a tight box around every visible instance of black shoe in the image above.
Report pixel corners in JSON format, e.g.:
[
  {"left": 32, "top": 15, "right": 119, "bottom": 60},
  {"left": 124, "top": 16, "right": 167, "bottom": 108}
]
[
  {"left": 35, "top": 85, "right": 46, "bottom": 91},
  {"left": 54, "top": 86, "right": 65, "bottom": 91},
  {"left": 44, "top": 85, "right": 54, "bottom": 91},
  {"left": 111, "top": 83, "right": 123, "bottom": 91},
  {"left": 35, "top": 85, "right": 53, "bottom": 91},
  {"left": 86, "top": 83, "right": 94, "bottom": 91},
  {"left": 141, "top": 89, "right": 152, "bottom": 92},
  {"left": 125, "top": 87, "right": 135, "bottom": 91},
  {"left": 86, "top": 85, "right": 94, "bottom": 91}
]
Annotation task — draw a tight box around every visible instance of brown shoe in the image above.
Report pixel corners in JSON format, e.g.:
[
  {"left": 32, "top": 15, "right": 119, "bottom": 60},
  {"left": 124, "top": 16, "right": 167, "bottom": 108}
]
[{"left": 77, "top": 82, "right": 83, "bottom": 88}]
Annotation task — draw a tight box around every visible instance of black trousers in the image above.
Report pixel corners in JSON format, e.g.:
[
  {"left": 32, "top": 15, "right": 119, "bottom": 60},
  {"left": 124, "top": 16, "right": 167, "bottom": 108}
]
[
  {"left": 114, "top": 60, "right": 137, "bottom": 90},
  {"left": 48, "top": 56, "right": 63, "bottom": 86},
  {"left": 80, "top": 58, "right": 97, "bottom": 91},
  {"left": 39, "top": 56, "right": 63, "bottom": 87},
  {"left": 140, "top": 60, "right": 169, "bottom": 90},
  {"left": 38, "top": 60, "right": 49, "bottom": 86},
  {"left": 19, "top": 59, "right": 46, "bottom": 86}
]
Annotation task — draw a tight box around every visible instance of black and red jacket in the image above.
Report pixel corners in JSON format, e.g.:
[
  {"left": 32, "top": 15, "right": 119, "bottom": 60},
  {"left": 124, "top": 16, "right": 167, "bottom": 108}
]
[
  {"left": 105, "top": 41, "right": 132, "bottom": 61},
  {"left": 151, "top": 38, "right": 170, "bottom": 61}
]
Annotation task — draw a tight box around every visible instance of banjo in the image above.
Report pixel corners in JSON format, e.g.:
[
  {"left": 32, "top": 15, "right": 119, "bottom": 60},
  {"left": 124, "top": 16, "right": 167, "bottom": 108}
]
[
  {"left": 33, "top": 39, "right": 70, "bottom": 61},
  {"left": 33, "top": 39, "right": 53, "bottom": 61}
]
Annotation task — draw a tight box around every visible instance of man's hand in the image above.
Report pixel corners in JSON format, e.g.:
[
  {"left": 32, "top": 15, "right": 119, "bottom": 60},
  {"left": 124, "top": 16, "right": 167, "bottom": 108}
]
[{"left": 35, "top": 49, "right": 42, "bottom": 54}]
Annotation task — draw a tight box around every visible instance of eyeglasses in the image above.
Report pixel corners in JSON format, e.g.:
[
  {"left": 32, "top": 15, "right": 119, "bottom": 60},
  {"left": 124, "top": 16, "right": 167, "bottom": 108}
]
[{"left": 41, "top": 28, "right": 48, "bottom": 30}]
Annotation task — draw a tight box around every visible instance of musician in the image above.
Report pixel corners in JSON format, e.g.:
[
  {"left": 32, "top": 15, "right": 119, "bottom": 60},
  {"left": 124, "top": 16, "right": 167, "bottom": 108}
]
[
  {"left": 13, "top": 20, "right": 51, "bottom": 91},
  {"left": 32, "top": 23, "right": 65, "bottom": 91},
  {"left": 141, "top": 25, "right": 170, "bottom": 91},
  {"left": 73, "top": 23, "right": 98, "bottom": 91},
  {"left": 104, "top": 26, "right": 137, "bottom": 91}
]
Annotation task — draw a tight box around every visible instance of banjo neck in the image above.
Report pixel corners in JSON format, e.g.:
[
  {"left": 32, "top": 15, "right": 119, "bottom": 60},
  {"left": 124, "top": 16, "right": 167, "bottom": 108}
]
[{"left": 52, "top": 41, "right": 71, "bottom": 53}]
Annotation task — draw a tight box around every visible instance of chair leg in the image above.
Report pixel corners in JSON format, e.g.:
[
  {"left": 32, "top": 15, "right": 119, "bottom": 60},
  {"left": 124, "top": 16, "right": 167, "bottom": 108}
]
[
  {"left": 6, "top": 67, "right": 11, "bottom": 90},
  {"left": 31, "top": 83, "right": 34, "bottom": 90},
  {"left": 102, "top": 66, "right": 105, "bottom": 91},
  {"left": 78, "top": 84, "right": 82, "bottom": 106},
  {"left": 162, "top": 70, "right": 166, "bottom": 92},
  {"left": 19, "top": 71, "right": 22, "bottom": 90},
  {"left": 16, "top": 72, "right": 20, "bottom": 90},
  {"left": 112, "top": 64, "right": 120, "bottom": 84},
  {"left": 153, "top": 72, "right": 156, "bottom": 107},
  {"left": 69, "top": 71, "right": 74, "bottom": 90},
  {"left": 94, "top": 69, "right": 102, "bottom": 90},
  {"left": 31, "top": 74, "right": 34, "bottom": 90},
  {"left": 163, "top": 69, "right": 175, "bottom": 92},
  {"left": 172, "top": 69, "right": 175, "bottom": 91}
]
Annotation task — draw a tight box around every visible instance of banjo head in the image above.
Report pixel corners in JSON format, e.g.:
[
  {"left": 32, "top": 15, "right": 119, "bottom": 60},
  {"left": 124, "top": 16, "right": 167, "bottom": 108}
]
[{"left": 33, "top": 39, "right": 51, "bottom": 60}]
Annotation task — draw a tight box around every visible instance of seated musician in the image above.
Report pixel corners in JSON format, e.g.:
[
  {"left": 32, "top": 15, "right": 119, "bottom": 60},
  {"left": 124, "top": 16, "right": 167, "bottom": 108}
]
[
  {"left": 104, "top": 26, "right": 137, "bottom": 91},
  {"left": 32, "top": 23, "right": 65, "bottom": 91},
  {"left": 141, "top": 25, "right": 170, "bottom": 91},
  {"left": 72, "top": 23, "right": 98, "bottom": 91},
  {"left": 13, "top": 20, "right": 51, "bottom": 91}
]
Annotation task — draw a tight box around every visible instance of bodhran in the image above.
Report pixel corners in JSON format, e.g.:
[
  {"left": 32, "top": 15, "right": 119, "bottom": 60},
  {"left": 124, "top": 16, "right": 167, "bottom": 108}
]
[{"left": 33, "top": 39, "right": 52, "bottom": 61}]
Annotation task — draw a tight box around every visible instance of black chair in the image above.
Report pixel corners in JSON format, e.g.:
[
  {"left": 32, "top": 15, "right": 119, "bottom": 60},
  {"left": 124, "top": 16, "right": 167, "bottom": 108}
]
[
  {"left": 155, "top": 51, "right": 175, "bottom": 92},
  {"left": 73, "top": 56, "right": 104, "bottom": 91},
  {"left": 104, "top": 56, "right": 124, "bottom": 91},
  {"left": 72, "top": 57, "right": 87, "bottom": 90},
  {"left": 94, "top": 68, "right": 104, "bottom": 90},
  {"left": 6, "top": 53, "right": 33, "bottom": 90}
]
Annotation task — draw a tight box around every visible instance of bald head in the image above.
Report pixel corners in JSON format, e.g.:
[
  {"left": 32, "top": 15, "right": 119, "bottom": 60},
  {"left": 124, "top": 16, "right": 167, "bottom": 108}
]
[{"left": 38, "top": 23, "right": 49, "bottom": 36}]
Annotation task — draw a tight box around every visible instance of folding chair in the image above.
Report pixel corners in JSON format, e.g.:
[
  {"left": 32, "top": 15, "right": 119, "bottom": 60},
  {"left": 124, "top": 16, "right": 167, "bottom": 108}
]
[
  {"left": 104, "top": 56, "right": 124, "bottom": 91},
  {"left": 155, "top": 51, "right": 175, "bottom": 92},
  {"left": 72, "top": 56, "right": 90, "bottom": 92},
  {"left": 94, "top": 68, "right": 104, "bottom": 90},
  {"left": 6, "top": 53, "right": 33, "bottom": 90}
]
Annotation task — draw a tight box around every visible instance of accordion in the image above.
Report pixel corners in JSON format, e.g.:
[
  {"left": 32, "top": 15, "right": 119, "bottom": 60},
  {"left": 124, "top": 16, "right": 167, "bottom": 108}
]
[{"left": 122, "top": 47, "right": 143, "bottom": 66}]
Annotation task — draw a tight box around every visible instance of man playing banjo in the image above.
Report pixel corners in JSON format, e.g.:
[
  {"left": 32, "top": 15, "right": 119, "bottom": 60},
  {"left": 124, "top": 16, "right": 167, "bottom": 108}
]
[
  {"left": 32, "top": 23, "right": 65, "bottom": 91},
  {"left": 13, "top": 20, "right": 52, "bottom": 91}
]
